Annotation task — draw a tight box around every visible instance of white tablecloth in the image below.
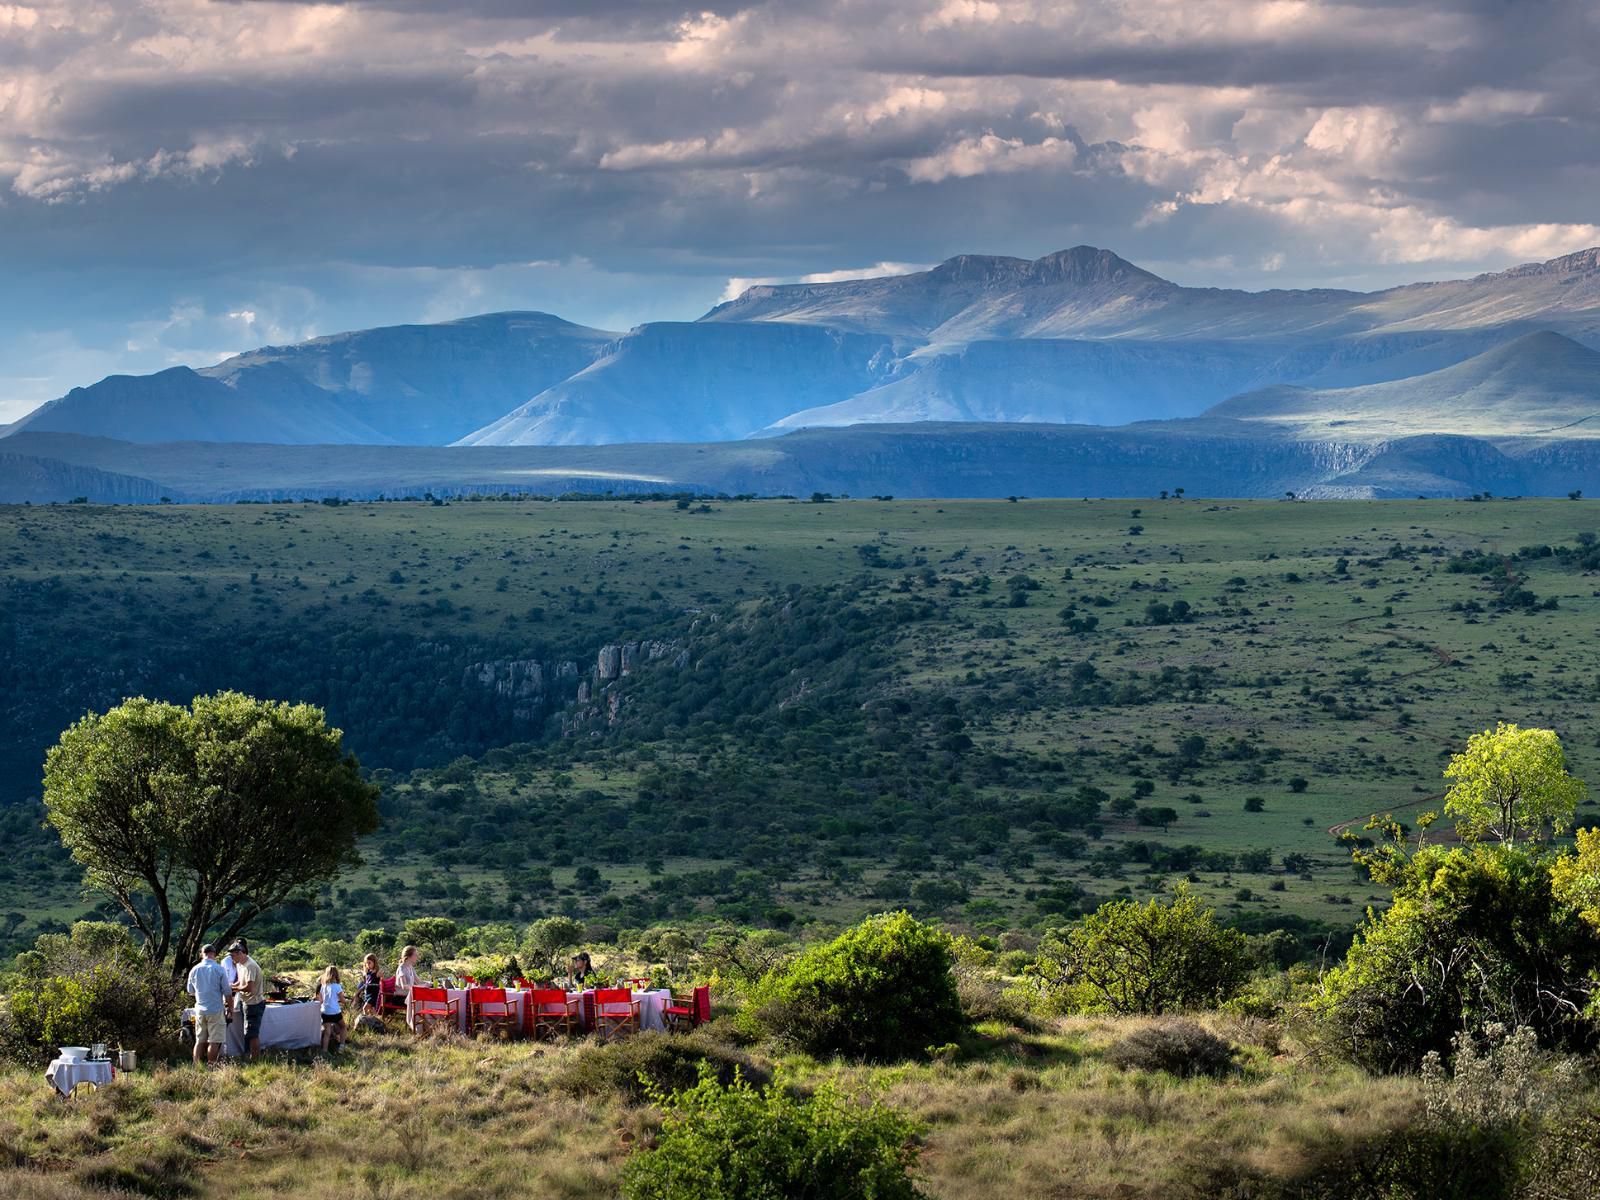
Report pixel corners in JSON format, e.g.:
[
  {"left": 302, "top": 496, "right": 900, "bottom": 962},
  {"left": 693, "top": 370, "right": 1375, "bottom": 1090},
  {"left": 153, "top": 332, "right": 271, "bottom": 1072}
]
[
  {"left": 46, "top": 1057, "right": 112, "bottom": 1096},
  {"left": 184, "top": 1002, "right": 323, "bottom": 1055},
  {"left": 408, "top": 988, "right": 528, "bottom": 1034},
  {"left": 638, "top": 989, "right": 672, "bottom": 1032},
  {"left": 576, "top": 988, "right": 672, "bottom": 1032}
]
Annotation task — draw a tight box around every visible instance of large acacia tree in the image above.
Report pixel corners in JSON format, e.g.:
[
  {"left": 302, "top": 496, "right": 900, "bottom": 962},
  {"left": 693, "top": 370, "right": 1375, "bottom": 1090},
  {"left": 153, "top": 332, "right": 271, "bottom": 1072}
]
[{"left": 43, "top": 691, "right": 380, "bottom": 977}]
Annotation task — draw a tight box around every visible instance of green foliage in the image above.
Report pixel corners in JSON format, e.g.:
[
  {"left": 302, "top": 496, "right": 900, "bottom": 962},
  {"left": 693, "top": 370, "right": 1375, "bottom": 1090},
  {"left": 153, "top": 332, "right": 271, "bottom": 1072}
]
[
  {"left": 0, "top": 922, "right": 176, "bottom": 1065},
  {"left": 522, "top": 915, "right": 584, "bottom": 977},
  {"left": 1029, "top": 887, "right": 1251, "bottom": 1015},
  {"left": 1443, "top": 723, "right": 1584, "bottom": 845},
  {"left": 42, "top": 691, "right": 379, "bottom": 974},
  {"left": 621, "top": 1063, "right": 924, "bottom": 1200},
  {"left": 744, "top": 912, "right": 965, "bottom": 1061},
  {"left": 1316, "top": 845, "right": 1600, "bottom": 1072},
  {"left": 401, "top": 917, "right": 461, "bottom": 959}
]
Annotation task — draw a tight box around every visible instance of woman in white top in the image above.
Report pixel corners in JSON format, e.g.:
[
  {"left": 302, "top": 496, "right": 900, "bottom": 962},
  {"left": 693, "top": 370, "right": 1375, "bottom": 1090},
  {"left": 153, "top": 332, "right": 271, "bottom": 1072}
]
[
  {"left": 316, "top": 965, "right": 346, "bottom": 1053},
  {"left": 393, "top": 945, "right": 420, "bottom": 1003}
]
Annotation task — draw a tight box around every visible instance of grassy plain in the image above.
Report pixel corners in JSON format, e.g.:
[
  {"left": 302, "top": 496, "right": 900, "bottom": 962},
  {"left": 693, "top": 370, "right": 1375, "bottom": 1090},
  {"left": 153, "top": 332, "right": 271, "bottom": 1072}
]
[
  {"left": 4, "top": 496, "right": 1600, "bottom": 945},
  {"left": 0, "top": 1014, "right": 1422, "bottom": 1200}
]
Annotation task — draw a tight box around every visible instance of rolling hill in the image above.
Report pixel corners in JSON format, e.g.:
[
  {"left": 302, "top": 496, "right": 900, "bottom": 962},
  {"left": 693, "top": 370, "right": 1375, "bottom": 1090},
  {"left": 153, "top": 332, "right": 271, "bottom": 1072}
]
[
  {"left": 5, "top": 247, "right": 1599, "bottom": 449},
  {"left": 1205, "top": 331, "right": 1600, "bottom": 440}
]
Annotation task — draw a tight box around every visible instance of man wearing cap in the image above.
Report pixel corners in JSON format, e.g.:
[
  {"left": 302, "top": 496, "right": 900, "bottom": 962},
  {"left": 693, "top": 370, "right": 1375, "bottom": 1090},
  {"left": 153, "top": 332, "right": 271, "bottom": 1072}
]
[
  {"left": 229, "top": 940, "right": 266, "bottom": 1060},
  {"left": 185, "top": 944, "right": 230, "bottom": 1066}
]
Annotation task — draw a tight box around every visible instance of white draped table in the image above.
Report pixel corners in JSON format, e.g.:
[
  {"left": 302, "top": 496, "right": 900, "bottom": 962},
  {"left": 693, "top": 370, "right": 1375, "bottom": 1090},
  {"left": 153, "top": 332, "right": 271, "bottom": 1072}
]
[
  {"left": 46, "top": 1057, "right": 113, "bottom": 1096},
  {"left": 183, "top": 1001, "right": 323, "bottom": 1056}
]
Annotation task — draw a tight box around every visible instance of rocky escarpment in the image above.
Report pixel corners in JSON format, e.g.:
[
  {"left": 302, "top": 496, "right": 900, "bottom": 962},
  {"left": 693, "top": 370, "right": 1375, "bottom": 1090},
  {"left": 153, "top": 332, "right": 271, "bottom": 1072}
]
[
  {"left": 464, "top": 635, "right": 690, "bottom": 729},
  {"left": 0, "top": 452, "right": 169, "bottom": 504}
]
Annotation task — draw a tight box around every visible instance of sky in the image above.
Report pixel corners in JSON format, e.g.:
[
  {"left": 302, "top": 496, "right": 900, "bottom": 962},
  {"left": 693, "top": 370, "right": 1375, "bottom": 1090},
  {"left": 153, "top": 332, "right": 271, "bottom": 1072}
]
[{"left": 1, "top": 0, "right": 1598, "bottom": 422}]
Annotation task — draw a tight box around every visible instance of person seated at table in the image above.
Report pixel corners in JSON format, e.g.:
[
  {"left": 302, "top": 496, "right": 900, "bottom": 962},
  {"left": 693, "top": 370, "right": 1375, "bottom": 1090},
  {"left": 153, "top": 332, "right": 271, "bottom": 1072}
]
[
  {"left": 568, "top": 951, "right": 595, "bottom": 990},
  {"left": 358, "top": 953, "right": 382, "bottom": 1015},
  {"left": 316, "top": 965, "right": 347, "bottom": 1053},
  {"left": 392, "top": 944, "right": 419, "bottom": 1005}
]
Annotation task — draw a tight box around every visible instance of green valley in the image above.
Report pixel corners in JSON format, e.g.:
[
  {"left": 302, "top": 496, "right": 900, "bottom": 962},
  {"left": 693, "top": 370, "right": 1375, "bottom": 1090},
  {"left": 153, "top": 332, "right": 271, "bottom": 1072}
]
[{"left": 4, "top": 495, "right": 1600, "bottom": 957}]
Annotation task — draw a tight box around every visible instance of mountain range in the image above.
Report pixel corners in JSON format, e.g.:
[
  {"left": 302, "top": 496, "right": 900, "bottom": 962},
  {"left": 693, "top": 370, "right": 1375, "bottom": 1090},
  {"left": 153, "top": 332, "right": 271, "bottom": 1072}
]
[{"left": 3, "top": 246, "right": 1599, "bottom": 499}]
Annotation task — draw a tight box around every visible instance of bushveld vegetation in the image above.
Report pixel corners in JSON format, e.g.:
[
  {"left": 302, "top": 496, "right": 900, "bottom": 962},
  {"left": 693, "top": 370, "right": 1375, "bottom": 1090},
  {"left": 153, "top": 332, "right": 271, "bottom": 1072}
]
[
  {"left": 6, "top": 496, "right": 1600, "bottom": 957},
  {"left": 6, "top": 497, "right": 1600, "bottom": 1194}
]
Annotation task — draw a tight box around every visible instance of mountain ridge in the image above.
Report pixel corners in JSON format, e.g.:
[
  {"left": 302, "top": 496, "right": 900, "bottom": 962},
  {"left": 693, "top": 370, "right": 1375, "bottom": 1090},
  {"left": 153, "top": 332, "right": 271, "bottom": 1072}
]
[{"left": 7, "top": 245, "right": 1600, "bottom": 449}]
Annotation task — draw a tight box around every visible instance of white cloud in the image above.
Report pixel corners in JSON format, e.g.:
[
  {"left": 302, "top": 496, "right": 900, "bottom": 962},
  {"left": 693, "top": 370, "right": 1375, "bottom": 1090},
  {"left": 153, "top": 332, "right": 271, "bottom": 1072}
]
[
  {"left": 906, "top": 133, "right": 1077, "bottom": 182},
  {"left": 720, "top": 261, "right": 929, "bottom": 301}
]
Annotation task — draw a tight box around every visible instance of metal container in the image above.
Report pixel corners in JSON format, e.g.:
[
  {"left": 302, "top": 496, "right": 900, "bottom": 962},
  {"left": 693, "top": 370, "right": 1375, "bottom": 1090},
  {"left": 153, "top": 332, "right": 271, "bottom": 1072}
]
[{"left": 117, "top": 1049, "right": 137, "bottom": 1071}]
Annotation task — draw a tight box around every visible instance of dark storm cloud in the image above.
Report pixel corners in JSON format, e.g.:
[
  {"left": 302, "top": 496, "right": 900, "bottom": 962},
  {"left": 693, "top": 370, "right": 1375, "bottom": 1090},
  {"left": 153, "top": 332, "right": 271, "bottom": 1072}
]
[{"left": 0, "top": 0, "right": 1596, "bottom": 419}]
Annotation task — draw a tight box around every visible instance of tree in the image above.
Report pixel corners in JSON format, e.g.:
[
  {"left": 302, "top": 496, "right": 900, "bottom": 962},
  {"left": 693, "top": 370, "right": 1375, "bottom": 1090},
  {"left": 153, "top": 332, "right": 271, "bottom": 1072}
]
[
  {"left": 1029, "top": 887, "right": 1251, "bottom": 1015},
  {"left": 1136, "top": 806, "right": 1178, "bottom": 831},
  {"left": 42, "top": 692, "right": 379, "bottom": 977},
  {"left": 1443, "top": 723, "right": 1584, "bottom": 845},
  {"left": 522, "top": 915, "right": 584, "bottom": 976}
]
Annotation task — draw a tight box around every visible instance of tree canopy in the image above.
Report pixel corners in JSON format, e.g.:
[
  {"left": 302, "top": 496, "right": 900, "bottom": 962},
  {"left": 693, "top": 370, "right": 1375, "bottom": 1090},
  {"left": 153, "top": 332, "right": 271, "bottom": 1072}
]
[
  {"left": 43, "top": 691, "right": 380, "bottom": 976},
  {"left": 1029, "top": 887, "right": 1250, "bottom": 1015},
  {"left": 1442, "top": 723, "right": 1584, "bottom": 845}
]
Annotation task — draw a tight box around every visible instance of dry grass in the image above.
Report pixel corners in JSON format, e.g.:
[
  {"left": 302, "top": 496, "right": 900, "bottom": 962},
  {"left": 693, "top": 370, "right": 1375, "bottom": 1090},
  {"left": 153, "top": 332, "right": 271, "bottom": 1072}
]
[{"left": 0, "top": 1015, "right": 1426, "bottom": 1200}]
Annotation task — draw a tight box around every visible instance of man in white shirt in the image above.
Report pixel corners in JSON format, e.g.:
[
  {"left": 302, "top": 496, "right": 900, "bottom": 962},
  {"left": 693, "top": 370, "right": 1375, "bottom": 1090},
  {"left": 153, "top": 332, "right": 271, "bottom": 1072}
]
[{"left": 184, "top": 944, "right": 231, "bottom": 1066}]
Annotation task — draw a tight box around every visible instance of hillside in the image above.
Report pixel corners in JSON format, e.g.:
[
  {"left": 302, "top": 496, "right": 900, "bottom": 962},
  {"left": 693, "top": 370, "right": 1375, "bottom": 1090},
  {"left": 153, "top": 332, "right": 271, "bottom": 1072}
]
[
  {"left": 5, "top": 497, "right": 1600, "bottom": 956},
  {"left": 11, "top": 312, "right": 616, "bottom": 446},
  {"left": 8, "top": 247, "right": 1600, "bottom": 448},
  {"left": 1209, "top": 331, "right": 1600, "bottom": 439}
]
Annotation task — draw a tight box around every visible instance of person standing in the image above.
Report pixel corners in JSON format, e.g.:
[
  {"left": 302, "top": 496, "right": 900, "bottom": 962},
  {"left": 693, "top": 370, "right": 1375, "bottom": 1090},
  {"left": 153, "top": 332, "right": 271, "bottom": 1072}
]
[
  {"left": 185, "top": 944, "right": 231, "bottom": 1066},
  {"left": 316, "top": 965, "right": 346, "bottom": 1054},
  {"left": 228, "top": 940, "right": 266, "bottom": 1060}
]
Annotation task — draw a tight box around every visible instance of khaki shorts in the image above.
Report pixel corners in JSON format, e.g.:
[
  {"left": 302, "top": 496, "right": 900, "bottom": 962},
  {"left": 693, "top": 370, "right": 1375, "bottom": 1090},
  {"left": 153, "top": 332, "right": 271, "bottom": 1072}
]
[{"left": 194, "top": 1010, "right": 227, "bottom": 1045}]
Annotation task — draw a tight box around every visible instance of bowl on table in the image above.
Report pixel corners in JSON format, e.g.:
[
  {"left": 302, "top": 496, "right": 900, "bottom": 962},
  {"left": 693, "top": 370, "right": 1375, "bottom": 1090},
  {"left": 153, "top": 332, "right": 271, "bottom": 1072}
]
[{"left": 58, "top": 1047, "right": 89, "bottom": 1064}]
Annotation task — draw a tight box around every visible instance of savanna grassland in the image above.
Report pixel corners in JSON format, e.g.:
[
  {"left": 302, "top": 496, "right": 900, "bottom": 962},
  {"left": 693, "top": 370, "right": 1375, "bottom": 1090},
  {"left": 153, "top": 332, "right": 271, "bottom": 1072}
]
[
  {"left": 0, "top": 1013, "right": 1427, "bottom": 1200},
  {"left": 4, "top": 495, "right": 1600, "bottom": 953}
]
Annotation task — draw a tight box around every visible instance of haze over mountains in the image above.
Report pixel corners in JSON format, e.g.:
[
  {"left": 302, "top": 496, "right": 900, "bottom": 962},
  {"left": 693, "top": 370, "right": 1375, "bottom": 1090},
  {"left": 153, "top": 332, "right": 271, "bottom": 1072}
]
[{"left": 3, "top": 246, "right": 1599, "bottom": 501}]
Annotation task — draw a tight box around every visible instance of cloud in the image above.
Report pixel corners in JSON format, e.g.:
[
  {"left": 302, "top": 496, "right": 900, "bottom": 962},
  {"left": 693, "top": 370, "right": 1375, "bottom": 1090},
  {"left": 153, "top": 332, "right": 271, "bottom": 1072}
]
[
  {"left": 0, "top": 0, "right": 1596, "bottom": 408},
  {"left": 720, "top": 260, "right": 932, "bottom": 301}
]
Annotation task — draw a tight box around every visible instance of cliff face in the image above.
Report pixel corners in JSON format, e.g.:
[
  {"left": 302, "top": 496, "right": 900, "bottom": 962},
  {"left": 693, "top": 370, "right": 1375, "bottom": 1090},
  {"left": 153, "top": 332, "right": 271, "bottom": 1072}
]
[
  {"left": 0, "top": 452, "right": 168, "bottom": 503},
  {"left": 464, "top": 638, "right": 686, "bottom": 728}
]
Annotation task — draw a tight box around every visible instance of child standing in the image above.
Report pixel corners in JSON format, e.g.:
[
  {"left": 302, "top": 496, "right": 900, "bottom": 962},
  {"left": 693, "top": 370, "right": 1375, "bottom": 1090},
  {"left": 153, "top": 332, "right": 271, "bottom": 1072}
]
[{"left": 317, "top": 965, "right": 346, "bottom": 1053}]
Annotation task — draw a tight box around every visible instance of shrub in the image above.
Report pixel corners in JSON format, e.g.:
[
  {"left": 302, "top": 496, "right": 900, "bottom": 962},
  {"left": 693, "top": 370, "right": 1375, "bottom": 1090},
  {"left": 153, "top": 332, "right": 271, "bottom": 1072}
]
[
  {"left": 621, "top": 1064, "right": 924, "bottom": 1200},
  {"left": 744, "top": 912, "right": 965, "bottom": 1061},
  {"left": 558, "top": 1029, "right": 767, "bottom": 1103},
  {"left": 1315, "top": 845, "right": 1600, "bottom": 1071},
  {"left": 1105, "top": 1019, "right": 1238, "bottom": 1078},
  {"left": 0, "top": 922, "right": 177, "bottom": 1065},
  {"left": 1029, "top": 887, "right": 1251, "bottom": 1015}
]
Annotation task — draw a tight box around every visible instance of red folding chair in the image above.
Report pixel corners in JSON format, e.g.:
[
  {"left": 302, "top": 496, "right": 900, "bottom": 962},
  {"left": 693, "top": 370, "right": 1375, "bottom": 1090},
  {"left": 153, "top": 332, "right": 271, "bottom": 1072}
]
[
  {"left": 663, "top": 985, "right": 711, "bottom": 1033},
  {"left": 468, "top": 987, "right": 517, "bottom": 1038},
  {"left": 410, "top": 986, "right": 459, "bottom": 1034},
  {"left": 378, "top": 976, "right": 407, "bottom": 1023},
  {"left": 593, "top": 988, "right": 641, "bottom": 1041},
  {"left": 528, "top": 989, "right": 580, "bottom": 1041}
]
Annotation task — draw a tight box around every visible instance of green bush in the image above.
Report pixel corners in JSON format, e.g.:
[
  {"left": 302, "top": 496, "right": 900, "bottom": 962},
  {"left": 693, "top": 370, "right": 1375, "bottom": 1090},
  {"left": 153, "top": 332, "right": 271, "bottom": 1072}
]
[
  {"left": 1315, "top": 845, "right": 1600, "bottom": 1072},
  {"left": 743, "top": 912, "right": 965, "bottom": 1061},
  {"left": 621, "top": 1063, "right": 924, "bottom": 1200},
  {"left": 1028, "top": 887, "right": 1251, "bottom": 1015},
  {"left": 558, "top": 1029, "right": 767, "bottom": 1103},
  {"left": 0, "top": 922, "right": 177, "bottom": 1065}
]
